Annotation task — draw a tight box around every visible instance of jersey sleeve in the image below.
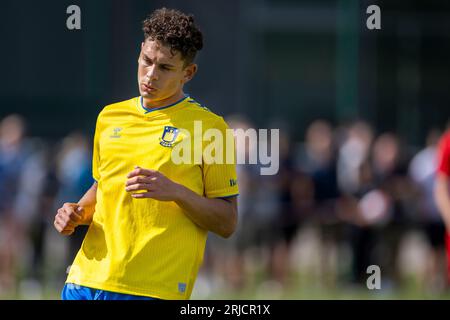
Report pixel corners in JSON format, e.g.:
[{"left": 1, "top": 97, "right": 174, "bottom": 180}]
[
  {"left": 92, "top": 114, "right": 101, "bottom": 182},
  {"left": 202, "top": 117, "right": 239, "bottom": 198},
  {"left": 437, "top": 132, "right": 450, "bottom": 177}
]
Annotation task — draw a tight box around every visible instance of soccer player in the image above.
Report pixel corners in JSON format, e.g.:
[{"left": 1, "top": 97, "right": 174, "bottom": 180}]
[
  {"left": 54, "top": 8, "right": 239, "bottom": 300},
  {"left": 435, "top": 126, "right": 450, "bottom": 284}
]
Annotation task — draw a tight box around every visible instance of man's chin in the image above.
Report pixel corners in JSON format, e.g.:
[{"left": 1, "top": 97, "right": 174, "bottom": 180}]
[
  {"left": 140, "top": 92, "right": 157, "bottom": 99},
  {"left": 140, "top": 93, "right": 169, "bottom": 106}
]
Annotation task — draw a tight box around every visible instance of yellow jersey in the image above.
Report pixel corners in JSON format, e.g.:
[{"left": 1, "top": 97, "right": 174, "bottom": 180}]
[{"left": 66, "top": 95, "right": 239, "bottom": 299}]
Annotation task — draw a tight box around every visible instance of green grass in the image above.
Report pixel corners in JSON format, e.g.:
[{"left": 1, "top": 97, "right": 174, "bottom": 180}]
[{"left": 3, "top": 271, "right": 450, "bottom": 300}]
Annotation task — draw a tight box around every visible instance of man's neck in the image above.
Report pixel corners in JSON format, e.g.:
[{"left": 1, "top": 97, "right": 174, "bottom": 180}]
[{"left": 142, "top": 91, "right": 185, "bottom": 109}]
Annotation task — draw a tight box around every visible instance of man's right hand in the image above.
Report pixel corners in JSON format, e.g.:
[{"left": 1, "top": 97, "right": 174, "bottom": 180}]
[{"left": 54, "top": 203, "right": 84, "bottom": 236}]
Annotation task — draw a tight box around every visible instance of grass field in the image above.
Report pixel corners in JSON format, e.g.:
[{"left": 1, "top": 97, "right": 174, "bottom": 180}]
[{"left": 2, "top": 279, "right": 450, "bottom": 300}]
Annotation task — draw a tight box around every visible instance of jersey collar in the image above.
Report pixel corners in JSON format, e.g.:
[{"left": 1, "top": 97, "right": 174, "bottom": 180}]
[{"left": 139, "top": 95, "right": 189, "bottom": 115}]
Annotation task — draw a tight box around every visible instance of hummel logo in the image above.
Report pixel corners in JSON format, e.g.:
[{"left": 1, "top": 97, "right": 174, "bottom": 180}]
[{"left": 110, "top": 127, "right": 122, "bottom": 138}]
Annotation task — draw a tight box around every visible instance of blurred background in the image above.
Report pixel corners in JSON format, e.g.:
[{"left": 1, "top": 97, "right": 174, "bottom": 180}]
[{"left": 1, "top": 0, "right": 450, "bottom": 299}]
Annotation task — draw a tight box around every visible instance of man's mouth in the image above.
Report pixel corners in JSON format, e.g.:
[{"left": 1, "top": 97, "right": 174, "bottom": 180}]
[{"left": 141, "top": 83, "right": 157, "bottom": 92}]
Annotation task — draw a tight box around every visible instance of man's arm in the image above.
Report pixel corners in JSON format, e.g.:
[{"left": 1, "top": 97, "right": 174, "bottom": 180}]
[
  {"left": 126, "top": 167, "right": 237, "bottom": 238},
  {"left": 435, "top": 173, "right": 450, "bottom": 231},
  {"left": 76, "top": 181, "right": 98, "bottom": 224},
  {"left": 174, "top": 187, "right": 237, "bottom": 238},
  {"left": 54, "top": 181, "right": 98, "bottom": 235}
]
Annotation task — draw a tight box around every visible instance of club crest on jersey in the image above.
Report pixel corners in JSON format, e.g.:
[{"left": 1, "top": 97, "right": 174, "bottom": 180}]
[{"left": 159, "top": 126, "right": 179, "bottom": 147}]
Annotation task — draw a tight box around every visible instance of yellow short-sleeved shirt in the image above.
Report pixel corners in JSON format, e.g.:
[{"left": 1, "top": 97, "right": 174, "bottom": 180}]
[{"left": 66, "top": 95, "right": 239, "bottom": 299}]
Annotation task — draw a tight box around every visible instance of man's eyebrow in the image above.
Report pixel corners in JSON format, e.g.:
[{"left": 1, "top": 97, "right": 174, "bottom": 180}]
[
  {"left": 160, "top": 63, "right": 176, "bottom": 68},
  {"left": 142, "top": 54, "right": 176, "bottom": 68}
]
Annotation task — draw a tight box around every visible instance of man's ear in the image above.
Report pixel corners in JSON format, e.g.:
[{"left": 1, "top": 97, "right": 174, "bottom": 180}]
[{"left": 183, "top": 64, "right": 198, "bottom": 84}]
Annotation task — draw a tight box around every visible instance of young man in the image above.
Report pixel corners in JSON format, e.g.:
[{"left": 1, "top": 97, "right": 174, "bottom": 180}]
[
  {"left": 54, "top": 8, "right": 239, "bottom": 300},
  {"left": 435, "top": 127, "right": 450, "bottom": 284}
]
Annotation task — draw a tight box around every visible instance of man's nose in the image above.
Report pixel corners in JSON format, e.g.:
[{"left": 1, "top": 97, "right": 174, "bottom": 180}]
[{"left": 145, "top": 65, "right": 158, "bottom": 82}]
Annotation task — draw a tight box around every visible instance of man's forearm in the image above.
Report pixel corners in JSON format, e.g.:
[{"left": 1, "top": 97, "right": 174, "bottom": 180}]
[
  {"left": 174, "top": 184, "right": 237, "bottom": 238},
  {"left": 435, "top": 174, "right": 450, "bottom": 230},
  {"left": 77, "top": 182, "right": 98, "bottom": 225}
]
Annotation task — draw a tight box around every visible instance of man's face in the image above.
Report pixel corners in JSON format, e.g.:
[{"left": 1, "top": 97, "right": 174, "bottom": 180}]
[{"left": 138, "top": 39, "right": 196, "bottom": 102}]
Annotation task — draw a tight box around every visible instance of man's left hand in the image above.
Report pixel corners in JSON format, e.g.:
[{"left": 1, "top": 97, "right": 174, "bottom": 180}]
[{"left": 125, "top": 166, "right": 182, "bottom": 201}]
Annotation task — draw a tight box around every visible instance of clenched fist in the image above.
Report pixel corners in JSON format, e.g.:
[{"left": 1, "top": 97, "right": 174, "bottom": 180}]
[{"left": 54, "top": 203, "right": 85, "bottom": 236}]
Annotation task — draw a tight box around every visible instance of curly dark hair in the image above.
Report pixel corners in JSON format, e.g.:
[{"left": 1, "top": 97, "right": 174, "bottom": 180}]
[{"left": 142, "top": 8, "right": 203, "bottom": 66}]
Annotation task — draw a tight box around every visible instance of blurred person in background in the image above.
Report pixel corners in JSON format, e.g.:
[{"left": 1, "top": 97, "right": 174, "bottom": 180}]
[
  {"left": 295, "top": 119, "right": 341, "bottom": 287},
  {"left": 0, "top": 115, "right": 32, "bottom": 294},
  {"left": 55, "top": 132, "right": 93, "bottom": 268},
  {"left": 0, "top": 115, "right": 59, "bottom": 298},
  {"left": 199, "top": 115, "right": 259, "bottom": 293},
  {"left": 207, "top": 115, "right": 298, "bottom": 295},
  {"left": 409, "top": 128, "right": 447, "bottom": 292},
  {"left": 335, "top": 120, "right": 378, "bottom": 285},
  {"left": 13, "top": 139, "right": 59, "bottom": 297},
  {"left": 269, "top": 125, "right": 298, "bottom": 288},
  {"left": 225, "top": 116, "right": 290, "bottom": 293},
  {"left": 434, "top": 123, "right": 450, "bottom": 286},
  {"left": 337, "top": 121, "right": 374, "bottom": 196},
  {"left": 370, "top": 132, "right": 415, "bottom": 289}
]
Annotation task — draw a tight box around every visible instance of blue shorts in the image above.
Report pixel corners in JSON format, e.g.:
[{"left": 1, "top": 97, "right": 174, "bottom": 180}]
[{"left": 61, "top": 283, "right": 157, "bottom": 300}]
